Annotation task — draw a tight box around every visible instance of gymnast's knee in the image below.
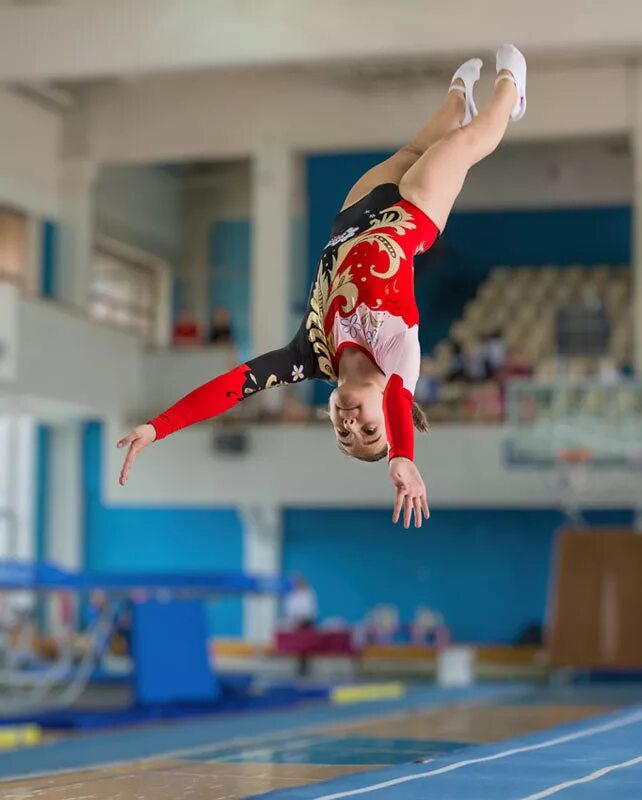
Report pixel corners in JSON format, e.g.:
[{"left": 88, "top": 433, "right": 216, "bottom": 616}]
[{"left": 397, "top": 141, "right": 425, "bottom": 161}]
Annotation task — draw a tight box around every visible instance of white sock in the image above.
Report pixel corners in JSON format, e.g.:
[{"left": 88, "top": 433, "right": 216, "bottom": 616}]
[
  {"left": 495, "top": 43, "right": 527, "bottom": 121},
  {"left": 449, "top": 57, "right": 483, "bottom": 127}
]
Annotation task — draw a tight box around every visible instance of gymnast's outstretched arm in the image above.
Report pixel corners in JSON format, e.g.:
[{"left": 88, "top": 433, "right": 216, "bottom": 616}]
[{"left": 117, "top": 332, "right": 316, "bottom": 485}]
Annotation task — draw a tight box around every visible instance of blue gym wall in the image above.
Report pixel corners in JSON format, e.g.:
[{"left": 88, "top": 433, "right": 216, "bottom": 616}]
[
  {"left": 209, "top": 220, "right": 251, "bottom": 358},
  {"left": 282, "top": 507, "right": 635, "bottom": 644},
  {"left": 82, "top": 423, "right": 244, "bottom": 636},
  {"left": 34, "top": 220, "right": 57, "bottom": 563},
  {"left": 40, "top": 220, "right": 58, "bottom": 298},
  {"left": 34, "top": 425, "right": 50, "bottom": 564}
]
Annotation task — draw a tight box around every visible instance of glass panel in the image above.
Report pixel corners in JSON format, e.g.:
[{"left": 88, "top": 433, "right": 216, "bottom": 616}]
[{"left": 89, "top": 248, "right": 159, "bottom": 342}]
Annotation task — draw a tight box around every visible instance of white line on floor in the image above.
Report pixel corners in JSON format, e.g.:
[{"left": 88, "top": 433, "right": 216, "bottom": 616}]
[
  {"left": 311, "top": 709, "right": 642, "bottom": 800},
  {"left": 518, "top": 753, "right": 642, "bottom": 799}
]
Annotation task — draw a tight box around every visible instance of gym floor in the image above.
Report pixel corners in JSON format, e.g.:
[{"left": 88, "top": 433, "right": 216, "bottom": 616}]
[{"left": 3, "top": 683, "right": 642, "bottom": 799}]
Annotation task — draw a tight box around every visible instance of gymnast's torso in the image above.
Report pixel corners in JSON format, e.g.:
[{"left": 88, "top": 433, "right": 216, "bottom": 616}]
[{"left": 304, "top": 182, "right": 439, "bottom": 390}]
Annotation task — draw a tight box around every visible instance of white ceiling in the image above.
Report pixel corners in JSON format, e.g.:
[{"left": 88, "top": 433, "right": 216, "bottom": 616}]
[{"left": 0, "top": 0, "right": 641, "bottom": 85}]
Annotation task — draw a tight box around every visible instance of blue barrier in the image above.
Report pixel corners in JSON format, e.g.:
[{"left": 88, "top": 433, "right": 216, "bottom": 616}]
[{"left": 0, "top": 561, "right": 291, "bottom": 594}]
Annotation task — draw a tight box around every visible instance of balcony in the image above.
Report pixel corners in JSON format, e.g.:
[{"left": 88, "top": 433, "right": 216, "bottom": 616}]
[{"left": 0, "top": 282, "right": 143, "bottom": 419}]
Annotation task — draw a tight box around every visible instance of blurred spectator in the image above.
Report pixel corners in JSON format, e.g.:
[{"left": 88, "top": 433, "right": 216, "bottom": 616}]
[
  {"left": 370, "top": 605, "right": 401, "bottom": 645},
  {"left": 208, "top": 306, "right": 233, "bottom": 344},
  {"left": 463, "top": 339, "right": 487, "bottom": 382},
  {"left": 172, "top": 311, "right": 202, "bottom": 347},
  {"left": 283, "top": 574, "right": 318, "bottom": 632},
  {"left": 482, "top": 329, "right": 506, "bottom": 377},
  {"left": 415, "top": 356, "right": 442, "bottom": 404},
  {"left": 284, "top": 574, "right": 318, "bottom": 676},
  {"left": 448, "top": 342, "right": 467, "bottom": 381},
  {"left": 499, "top": 347, "right": 533, "bottom": 382},
  {"left": 411, "top": 605, "right": 451, "bottom": 647}
]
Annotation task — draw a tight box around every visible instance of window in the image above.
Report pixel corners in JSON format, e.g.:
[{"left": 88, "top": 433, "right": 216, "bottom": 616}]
[
  {"left": 0, "top": 206, "right": 28, "bottom": 286},
  {"left": 89, "top": 246, "right": 160, "bottom": 342}
]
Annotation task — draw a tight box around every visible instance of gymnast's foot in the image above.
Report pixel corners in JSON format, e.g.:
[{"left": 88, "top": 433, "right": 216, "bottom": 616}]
[
  {"left": 496, "top": 43, "right": 527, "bottom": 121},
  {"left": 449, "top": 57, "right": 483, "bottom": 127}
]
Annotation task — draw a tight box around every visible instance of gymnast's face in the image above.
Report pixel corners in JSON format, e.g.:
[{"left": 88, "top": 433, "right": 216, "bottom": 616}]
[{"left": 329, "top": 384, "right": 387, "bottom": 462}]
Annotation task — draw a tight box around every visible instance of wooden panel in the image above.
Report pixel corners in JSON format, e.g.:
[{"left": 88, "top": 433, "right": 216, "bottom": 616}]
[{"left": 549, "top": 528, "right": 642, "bottom": 668}]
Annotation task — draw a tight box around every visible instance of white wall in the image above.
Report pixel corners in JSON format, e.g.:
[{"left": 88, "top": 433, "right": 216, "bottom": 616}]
[
  {"left": 104, "top": 420, "right": 641, "bottom": 509},
  {"left": 143, "top": 346, "right": 234, "bottom": 417},
  {"left": 11, "top": 295, "right": 143, "bottom": 418},
  {"left": 0, "top": 87, "right": 61, "bottom": 217},
  {"left": 94, "top": 164, "right": 182, "bottom": 259},
  {"left": 0, "top": 282, "right": 18, "bottom": 382},
  {"left": 83, "top": 63, "right": 630, "bottom": 164}
]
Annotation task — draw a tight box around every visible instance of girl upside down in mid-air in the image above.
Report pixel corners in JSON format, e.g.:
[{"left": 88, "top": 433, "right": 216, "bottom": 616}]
[{"left": 118, "top": 44, "right": 527, "bottom": 529}]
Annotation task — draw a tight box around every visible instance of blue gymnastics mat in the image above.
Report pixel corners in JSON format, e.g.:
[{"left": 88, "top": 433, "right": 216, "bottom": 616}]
[{"left": 251, "top": 705, "right": 642, "bottom": 800}]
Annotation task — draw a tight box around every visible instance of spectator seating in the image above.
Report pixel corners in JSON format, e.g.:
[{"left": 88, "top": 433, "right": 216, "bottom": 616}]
[{"left": 434, "top": 265, "right": 633, "bottom": 379}]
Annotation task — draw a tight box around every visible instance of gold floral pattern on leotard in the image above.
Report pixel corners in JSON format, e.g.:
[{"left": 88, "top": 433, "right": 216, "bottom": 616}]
[
  {"left": 306, "top": 249, "right": 358, "bottom": 380},
  {"left": 305, "top": 203, "right": 417, "bottom": 379}
]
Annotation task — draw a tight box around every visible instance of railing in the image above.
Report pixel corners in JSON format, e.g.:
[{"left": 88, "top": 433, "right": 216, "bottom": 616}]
[{"left": 506, "top": 378, "right": 642, "bottom": 465}]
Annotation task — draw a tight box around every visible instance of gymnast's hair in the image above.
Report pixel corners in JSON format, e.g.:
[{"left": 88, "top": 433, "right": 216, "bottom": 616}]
[{"left": 338, "top": 401, "right": 430, "bottom": 463}]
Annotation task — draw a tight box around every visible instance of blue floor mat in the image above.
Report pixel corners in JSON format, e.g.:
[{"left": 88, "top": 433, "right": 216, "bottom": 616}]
[{"left": 250, "top": 706, "right": 642, "bottom": 800}]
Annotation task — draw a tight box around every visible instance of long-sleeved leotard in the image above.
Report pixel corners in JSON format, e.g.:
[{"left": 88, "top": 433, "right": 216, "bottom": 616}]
[
  {"left": 149, "top": 183, "right": 439, "bottom": 460},
  {"left": 150, "top": 319, "right": 321, "bottom": 440}
]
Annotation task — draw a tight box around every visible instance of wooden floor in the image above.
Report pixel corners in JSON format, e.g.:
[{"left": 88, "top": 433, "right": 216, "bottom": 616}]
[{"left": 0, "top": 702, "right": 611, "bottom": 800}]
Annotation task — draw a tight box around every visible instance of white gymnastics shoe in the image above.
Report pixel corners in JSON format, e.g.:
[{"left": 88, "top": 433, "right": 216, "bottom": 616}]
[
  {"left": 449, "top": 57, "right": 483, "bottom": 127},
  {"left": 495, "top": 43, "right": 527, "bottom": 121}
]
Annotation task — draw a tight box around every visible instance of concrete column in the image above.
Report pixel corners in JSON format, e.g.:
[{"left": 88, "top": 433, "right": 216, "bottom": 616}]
[
  {"left": 0, "top": 415, "right": 15, "bottom": 559},
  {"left": 57, "top": 158, "right": 97, "bottom": 309},
  {"left": 241, "top": 505, "right": 283, "bottom": 645},
  {"left": 251, "top": 143, "right": 297, "bottom": 356},
  {"left": 46, "top": 423, "right": 83, "bottom": 570},
  {"left": 631, "top": 65, "right": 642, "bottom": 374},
  {"left": 0, "top": 414, "right": 36, "bottom": 561},
  {"left": 14, "top": 415, "right": 35, "bottom": 562}
]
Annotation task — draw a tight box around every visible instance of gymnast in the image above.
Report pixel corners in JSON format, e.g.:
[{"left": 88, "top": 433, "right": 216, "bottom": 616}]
[{"left": 118, "top": 44, "right": 527, "bottom": 529}]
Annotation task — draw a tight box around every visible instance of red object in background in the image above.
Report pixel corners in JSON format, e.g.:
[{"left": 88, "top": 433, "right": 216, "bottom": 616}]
[
  {"left": 276, "top": 629, "right": 355, "bottom": 656},
  {"left": 173, "top": 314, "right": 202, "bottom": 346}
]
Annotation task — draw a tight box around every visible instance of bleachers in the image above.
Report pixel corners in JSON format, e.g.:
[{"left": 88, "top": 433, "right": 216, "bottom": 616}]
[{"left": 434, "top": 265, "right": 633, "bottom": 380}]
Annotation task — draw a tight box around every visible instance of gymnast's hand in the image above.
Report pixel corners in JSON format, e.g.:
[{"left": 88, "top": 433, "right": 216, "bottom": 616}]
[
  {"left": 389, "top": 457, "right": 430, "bottom": 529},
  {"left": 117, "top": 424, "right": 156, "bottom": 486}
]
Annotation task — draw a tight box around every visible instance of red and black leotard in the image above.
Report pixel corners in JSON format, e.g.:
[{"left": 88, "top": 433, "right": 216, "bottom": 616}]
[{"left": 150, "top": 184, "right": 439, "bottom": 461}]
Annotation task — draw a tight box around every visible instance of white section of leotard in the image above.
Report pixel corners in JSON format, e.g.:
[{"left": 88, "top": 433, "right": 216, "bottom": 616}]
[{"left": 330, "top": 302, "right": 420, "bottom": 393}]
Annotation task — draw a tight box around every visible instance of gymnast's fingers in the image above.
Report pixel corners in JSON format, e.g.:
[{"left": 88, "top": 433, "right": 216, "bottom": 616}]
[
  {"left": 413, "top": 497, "right": 422, "bottom": 528},
  {"left": 117, "top": 431, "right": 137, "bottom": 449},
  {"left": 392, "top": 488, "right": 405, "bottom": 524},
  {"left": 119, "top": 440, "right": 141, "bottom": 486},
  {"left": 421, "top": 494, "right": 430, "bottom": 520},
  {"left": 404, "top": 495, "right": 413, "bottom": 529}
]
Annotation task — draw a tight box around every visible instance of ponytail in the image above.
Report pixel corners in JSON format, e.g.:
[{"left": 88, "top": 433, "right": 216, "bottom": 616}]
[{"left": 412, "top": 402, "right": 430, "bottom": 433}]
